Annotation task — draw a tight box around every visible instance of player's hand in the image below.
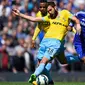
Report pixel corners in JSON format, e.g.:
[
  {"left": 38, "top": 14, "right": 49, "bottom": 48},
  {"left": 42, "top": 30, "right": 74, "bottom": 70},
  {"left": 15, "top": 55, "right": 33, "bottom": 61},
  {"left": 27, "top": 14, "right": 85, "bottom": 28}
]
[
  {"left": 12, "top": 9, "right": 20, "bottom": 16},
  {"left": 31, "top": 40, "right": 35, "bottom": 48},
  {"left": 76, "top": 24, "right": 81, "bottom": 35}
]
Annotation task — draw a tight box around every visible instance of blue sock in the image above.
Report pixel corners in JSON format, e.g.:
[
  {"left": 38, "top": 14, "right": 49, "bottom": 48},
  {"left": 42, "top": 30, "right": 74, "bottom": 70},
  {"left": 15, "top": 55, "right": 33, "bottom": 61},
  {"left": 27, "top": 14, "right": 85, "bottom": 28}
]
[
  {"left": 43, "top": 63, "right": 53, "bottom": 82},
  {"left": 34, "top": 63, "right": 45, "bottom": 76},
  {"left": 45, "top": 63, "right": 51, "bottom": 71}
]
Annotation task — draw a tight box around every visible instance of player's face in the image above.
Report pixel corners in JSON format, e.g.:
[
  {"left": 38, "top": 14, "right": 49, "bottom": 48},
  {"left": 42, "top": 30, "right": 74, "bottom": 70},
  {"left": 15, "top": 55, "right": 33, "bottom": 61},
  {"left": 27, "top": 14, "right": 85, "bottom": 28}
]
[
  {"left": 47, "top": 5, "right": 55, "bottom": 15},
  {"left": 39, "top": 3, "right": 47, "bottom": 14}
]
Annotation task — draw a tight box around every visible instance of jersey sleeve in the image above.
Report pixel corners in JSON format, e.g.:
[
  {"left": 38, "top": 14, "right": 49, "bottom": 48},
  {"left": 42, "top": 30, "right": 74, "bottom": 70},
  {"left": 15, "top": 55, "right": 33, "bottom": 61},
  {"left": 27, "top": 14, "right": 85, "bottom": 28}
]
[{"left": 32, "top": 25, "right": 41, "bottom": 40}]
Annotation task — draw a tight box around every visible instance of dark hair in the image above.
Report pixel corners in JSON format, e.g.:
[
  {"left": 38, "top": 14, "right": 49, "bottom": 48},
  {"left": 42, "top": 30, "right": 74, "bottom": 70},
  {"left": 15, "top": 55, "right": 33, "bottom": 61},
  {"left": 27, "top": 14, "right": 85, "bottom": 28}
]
[
  {"left": 47, "top": 2, "right": 56, "bottom": 7},
  {"left": 40, "top": 0, "right": 47, "bottom": 3}
]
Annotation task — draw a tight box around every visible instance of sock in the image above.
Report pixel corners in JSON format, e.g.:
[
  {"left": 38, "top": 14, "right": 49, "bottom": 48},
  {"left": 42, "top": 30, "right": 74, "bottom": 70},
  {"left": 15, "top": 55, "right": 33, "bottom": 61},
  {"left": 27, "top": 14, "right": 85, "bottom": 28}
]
[
  {"left": 45, "top": 63, "right": 52, "bottom": 71},
  {"left": 34, "top": 63, "right": 45, "bottom": 76},
  {"left": 43, "top": 63, "right": 53, "bottom": 82}
]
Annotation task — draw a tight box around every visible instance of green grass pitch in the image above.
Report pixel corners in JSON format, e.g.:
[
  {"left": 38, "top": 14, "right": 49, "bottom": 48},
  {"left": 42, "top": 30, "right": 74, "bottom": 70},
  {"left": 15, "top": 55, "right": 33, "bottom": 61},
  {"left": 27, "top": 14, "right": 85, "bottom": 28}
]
[{"left": 0, "top": 82, "right": 85, "bottom": 85}]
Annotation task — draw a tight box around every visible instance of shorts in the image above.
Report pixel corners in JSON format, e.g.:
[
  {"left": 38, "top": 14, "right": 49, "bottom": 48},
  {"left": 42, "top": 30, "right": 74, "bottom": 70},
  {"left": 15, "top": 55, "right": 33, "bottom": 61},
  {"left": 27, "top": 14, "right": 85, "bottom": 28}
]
[{"left": 37, "top": 38, "right": 61, "bottom": 60}]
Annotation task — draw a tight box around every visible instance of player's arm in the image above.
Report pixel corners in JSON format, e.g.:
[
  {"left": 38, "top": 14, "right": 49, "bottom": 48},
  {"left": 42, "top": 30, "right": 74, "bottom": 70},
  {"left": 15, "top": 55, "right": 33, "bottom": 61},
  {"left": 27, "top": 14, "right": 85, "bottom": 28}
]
[
  {"left": 71, "top": 16, "right": 81, "bottom": 35},
  {"left": 32, "top": 26, "right": 41, "bottom": 41},
  {"left": 67, "top": 26, "right": 76, "bottom": 34},
  {"left": 64, "top": 10, "right": 81, "bottom": 34},
  {"left": 12, "top": 9, "right": 44, "bottom": 22},
  {"left": 32, "top": 26, "right": 41, "bottom": 48},
  {"left": 32, "top": 12, "right": 42, "bottom": 41},
  {"left": 67, "top": 20, "right": 76, "bottom": 33}
]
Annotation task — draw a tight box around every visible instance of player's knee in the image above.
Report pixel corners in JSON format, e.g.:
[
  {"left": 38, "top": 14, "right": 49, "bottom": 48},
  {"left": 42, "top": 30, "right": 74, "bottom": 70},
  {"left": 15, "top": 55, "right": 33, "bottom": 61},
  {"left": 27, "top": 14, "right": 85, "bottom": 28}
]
[{"left": 40, "top": 57, "right": 49, "bottom": 64}]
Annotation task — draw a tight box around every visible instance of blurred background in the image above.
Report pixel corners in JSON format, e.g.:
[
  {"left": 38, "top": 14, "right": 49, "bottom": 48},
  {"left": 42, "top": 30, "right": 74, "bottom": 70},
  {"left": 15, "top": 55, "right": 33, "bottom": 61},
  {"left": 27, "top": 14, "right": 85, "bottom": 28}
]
[{"left": 0, "top": 0, "right": 85, "bottom": 82}]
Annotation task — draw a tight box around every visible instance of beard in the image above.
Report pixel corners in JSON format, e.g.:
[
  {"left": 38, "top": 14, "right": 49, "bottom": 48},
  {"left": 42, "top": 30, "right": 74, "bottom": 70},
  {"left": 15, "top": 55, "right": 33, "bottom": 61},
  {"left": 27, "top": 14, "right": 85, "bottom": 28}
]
[{"left": 50, "top": 11, "right": 58, "bottom": 19}]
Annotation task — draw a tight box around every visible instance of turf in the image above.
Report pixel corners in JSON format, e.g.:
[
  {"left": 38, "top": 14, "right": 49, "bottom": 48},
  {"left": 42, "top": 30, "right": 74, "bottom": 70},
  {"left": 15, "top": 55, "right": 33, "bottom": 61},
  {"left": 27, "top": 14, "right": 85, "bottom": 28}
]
[{"left": 0, "top": 82, "right": 85, "bottom": 85}]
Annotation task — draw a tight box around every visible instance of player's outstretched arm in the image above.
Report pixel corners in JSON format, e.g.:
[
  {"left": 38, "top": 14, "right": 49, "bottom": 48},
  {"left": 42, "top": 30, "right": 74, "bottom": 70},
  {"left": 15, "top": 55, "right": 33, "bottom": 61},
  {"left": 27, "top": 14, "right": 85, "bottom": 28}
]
[
  {"left": 12, "top": 9, "right": 43, "bottom": 22},
  {"left": 71, "top": 16, "right": 81, "bottom": 35}
]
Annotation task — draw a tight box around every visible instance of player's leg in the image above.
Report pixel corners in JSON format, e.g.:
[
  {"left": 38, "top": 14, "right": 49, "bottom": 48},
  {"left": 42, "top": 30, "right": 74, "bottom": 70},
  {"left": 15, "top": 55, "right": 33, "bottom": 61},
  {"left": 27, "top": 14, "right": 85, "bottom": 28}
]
[
  {"left": 34, "top": 38, "right": 61, "bottom": 77},
  {"left": 28, "top": 40, "right": 46, "bottom": 83},
  {"left": 28, "top": 49, "right": 52, "bottom": 84},
  {"left": 37, "top": 59, "right": 54, "bottom": 85},
  {"left": 56, "top": 40, "right": 67, "bottom": 64},
  {"left": 54, "top": 40, "right": 69, "bottom": 73},
  {"left": 43, "top": 62, "right": 54, "bottom": 85},
  {"left": 56, "top": 40, "right": 80, "bottom": 64},
  {"left": 56, "top": 52, "right": 69, "bottom": 73},
  {"left": 29, "top": 38, "right": 61, "bottom": 83},
  {"left": 29, "top": 55, "right": 50, "bottom": 84},
  {"left": 55, "top": 41, "right": 80, "bottom": 73},
  {"left": 65, "top": 54, "right": 80, "bottom": 64},
  {"left": 33, "top": 56, "right": 49, "bottom": 78},
  {"left": 57, "top": 49, "right": 80, "bottom": 64},
  {"left": 57, "top": 51, "right": 67, "bottom": 64},
  {"left": 32, "top": 60, "right": 53, "bottom": 85},
  {"left": 40, "top": 39, "right": 61, "bottom": 85},
  {"left": 28, "top": 39, "right": 50, "bottom": 83}
]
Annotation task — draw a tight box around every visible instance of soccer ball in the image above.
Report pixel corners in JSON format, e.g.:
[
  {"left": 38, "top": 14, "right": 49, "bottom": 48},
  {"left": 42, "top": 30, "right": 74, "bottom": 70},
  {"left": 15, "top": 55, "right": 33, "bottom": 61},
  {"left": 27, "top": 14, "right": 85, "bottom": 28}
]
[{"left": 36, "top": 74, "right": 49, "bottom": 85}]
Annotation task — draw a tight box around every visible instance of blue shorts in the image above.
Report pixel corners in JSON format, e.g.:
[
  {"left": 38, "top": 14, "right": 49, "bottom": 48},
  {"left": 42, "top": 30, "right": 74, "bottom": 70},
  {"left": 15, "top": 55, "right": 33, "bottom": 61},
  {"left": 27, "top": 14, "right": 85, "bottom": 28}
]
[
  {"left": 37, "top": 38, "right": 61, "bottom": 60},
  {"left": 74, "top": 44, "right": 85, "bottom": 59}
]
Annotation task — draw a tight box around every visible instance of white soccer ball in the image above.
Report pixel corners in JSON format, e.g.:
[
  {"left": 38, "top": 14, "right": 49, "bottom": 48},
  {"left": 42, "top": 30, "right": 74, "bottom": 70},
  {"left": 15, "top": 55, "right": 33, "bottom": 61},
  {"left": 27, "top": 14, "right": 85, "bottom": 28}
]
[{"left": 36, "top": 74, "right": 49, "bottom": 85}]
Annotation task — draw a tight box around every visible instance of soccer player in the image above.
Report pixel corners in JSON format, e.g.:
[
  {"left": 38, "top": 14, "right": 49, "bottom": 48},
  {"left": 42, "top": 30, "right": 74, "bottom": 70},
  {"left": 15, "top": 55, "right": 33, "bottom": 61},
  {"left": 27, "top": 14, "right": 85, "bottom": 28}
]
[
  {"left": 32, "top": 0, "right": 49, "bottom": 45},
  {"left": 12, "top": 2, "right": 81, "bottom": 85},
  {"left": 32, "top": 0, "right": 54, "bottom": 85},
  {"left": 69, "top": 11, "right": 85, "bottom": 64}
]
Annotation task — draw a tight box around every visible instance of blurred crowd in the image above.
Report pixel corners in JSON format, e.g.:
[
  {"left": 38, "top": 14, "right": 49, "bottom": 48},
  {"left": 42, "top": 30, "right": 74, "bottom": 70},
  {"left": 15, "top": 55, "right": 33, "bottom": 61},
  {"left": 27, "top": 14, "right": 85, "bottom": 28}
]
[{"left": 0, "top": 0, "right": 85, "bottom": 73}]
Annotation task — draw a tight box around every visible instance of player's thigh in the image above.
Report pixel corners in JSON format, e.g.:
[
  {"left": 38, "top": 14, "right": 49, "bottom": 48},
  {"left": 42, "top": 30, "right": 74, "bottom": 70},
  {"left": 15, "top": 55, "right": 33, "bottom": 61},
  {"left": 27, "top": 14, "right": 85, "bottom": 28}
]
[
  {"left": 44, "top": 45, "right": 61, "bottom": 61},
  {"left": 57, "top": 51, "right": 67, "bottom": 64},
  {"left": 56, "top": 42, "right": 67, "bottom": 64},
  {"left": 40, "top": 38, "right": 61, "bottom": 62}
]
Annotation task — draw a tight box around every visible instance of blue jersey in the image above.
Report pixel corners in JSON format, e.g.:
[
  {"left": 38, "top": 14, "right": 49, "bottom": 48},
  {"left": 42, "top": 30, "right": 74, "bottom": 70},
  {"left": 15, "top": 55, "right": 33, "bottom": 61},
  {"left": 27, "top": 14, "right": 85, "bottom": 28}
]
[{"left": 70, "top": 11, "right": 85, "bottom": 45}]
